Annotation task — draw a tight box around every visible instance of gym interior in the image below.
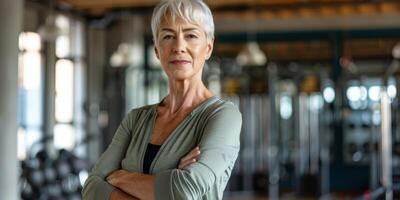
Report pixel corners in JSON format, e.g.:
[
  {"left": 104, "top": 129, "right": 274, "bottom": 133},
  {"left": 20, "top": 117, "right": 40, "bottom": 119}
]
[{"left": 1, "top": 0, "right": 400, "bottom": 199}]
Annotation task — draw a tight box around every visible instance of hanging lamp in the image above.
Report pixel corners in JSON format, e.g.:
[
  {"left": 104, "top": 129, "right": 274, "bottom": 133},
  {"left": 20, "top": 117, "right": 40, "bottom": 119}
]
[
  {"left": 38, "top": 0, "right": 63, "bottom": 41},
  {"left": 235, "top": 0, "right": 267, "bottom": 66}
]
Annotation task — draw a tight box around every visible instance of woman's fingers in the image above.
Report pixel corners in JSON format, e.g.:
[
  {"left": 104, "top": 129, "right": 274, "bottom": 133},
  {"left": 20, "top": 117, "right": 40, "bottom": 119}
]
[
  {"left": 181, "top": 147, "right": 200, "bottom": 163},
  {"left": 178, "top": 146, "right": 201, "bottom": 169},
  {"left": 106, "top": 170, "right": 125, "bottom": 185},
  {"left": 178, "top": 158, "right": 197, "bottom": 169},
  {"left": 106, "top": 173, "right": 117, "bottom": 185}
]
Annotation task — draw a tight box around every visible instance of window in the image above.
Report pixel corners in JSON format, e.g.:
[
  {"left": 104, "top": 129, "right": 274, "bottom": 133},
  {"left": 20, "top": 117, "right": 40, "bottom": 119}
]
[
  {"left": 55, "top": 59, "right": 74, "bottom": 123},
  {"left": 53, "top": 14, "right": 86, "bottom": 155},
  {"left": 17, "top": 32, "right": 43, "bottom": 160}
]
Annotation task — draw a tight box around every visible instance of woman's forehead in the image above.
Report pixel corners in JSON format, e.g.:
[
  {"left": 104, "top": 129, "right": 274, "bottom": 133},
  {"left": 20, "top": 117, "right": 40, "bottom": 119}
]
[{"left": 159, "top": 16, "right": 202, "bottom": 30}]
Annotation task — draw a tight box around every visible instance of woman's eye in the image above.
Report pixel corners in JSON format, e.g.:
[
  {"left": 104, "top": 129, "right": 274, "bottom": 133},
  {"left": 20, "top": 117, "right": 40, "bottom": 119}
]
[
  {"left": 187, "top": 34, "right": 198, "bottom": 39},
  {"left": 163, "top": 35, "right": 173, "bottom": 40}
]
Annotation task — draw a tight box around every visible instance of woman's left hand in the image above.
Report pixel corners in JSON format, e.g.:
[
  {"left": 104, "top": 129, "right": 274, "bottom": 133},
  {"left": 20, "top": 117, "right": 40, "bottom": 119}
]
[
  {"left": 106, "top": 169, "right": 132, "bottom": 187},
  {"left": 106, "top": 170, "right": 155, "bottom": 200},
  {"left": 178, "top": 146, "right": 201, "bottom": 169}
]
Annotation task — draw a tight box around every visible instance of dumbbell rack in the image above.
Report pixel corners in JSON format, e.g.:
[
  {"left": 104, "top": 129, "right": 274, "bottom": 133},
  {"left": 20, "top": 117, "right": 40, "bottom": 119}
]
[{"left": 19, "top": 148, "right": 89, "bottom": 200}]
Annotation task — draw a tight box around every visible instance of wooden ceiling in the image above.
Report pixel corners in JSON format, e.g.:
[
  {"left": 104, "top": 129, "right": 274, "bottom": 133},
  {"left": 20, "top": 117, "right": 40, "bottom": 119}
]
[
  {"left": 56, "top": 0, "right": 400, "bottom": 61},
  {"left": 59, "top": 0, "right": 400, "bottom": 17},
  {"left": 58, "top": 0, "right": 400, "bottom": 33},
  {"left": 60, "top": 0, "right": 361, "bottom": 12},
  {"left": 213, "top": 38, "right": 398, "bottom": 62}
]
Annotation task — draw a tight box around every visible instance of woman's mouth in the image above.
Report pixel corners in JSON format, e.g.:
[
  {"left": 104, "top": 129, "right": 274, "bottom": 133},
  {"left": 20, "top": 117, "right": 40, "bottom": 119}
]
[{"left": 170, "top": 60, "right": 191, "bottom": 65}]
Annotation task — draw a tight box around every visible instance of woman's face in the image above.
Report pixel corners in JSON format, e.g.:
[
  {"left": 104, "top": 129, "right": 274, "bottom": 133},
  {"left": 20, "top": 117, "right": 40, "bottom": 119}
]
[{"left": 154, "top": 17, "right": 213, "bottom": 81}]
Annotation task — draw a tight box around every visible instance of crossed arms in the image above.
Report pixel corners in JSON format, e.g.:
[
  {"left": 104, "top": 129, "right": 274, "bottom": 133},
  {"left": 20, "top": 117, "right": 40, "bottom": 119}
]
[
  {"left": 106, "top": 147, "right": 201, "bottom": 200},
  {"left": 82, "top": 105, "right": 242, "bottom": 200}
]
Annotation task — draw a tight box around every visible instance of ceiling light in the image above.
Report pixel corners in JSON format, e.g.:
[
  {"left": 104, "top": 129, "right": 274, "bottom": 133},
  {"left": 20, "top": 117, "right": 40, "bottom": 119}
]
[
  {"left": 236, "top": 41, "right": 267, "bottom": 66},
  {"left": 110, "top": 43, "right": 143, "bottom": 68},
  {"left": 38, "top": 15, "right": 63, "bottom": 41},
  {"left": 393, "top": 42, "right": 400, "bottom": 59}
]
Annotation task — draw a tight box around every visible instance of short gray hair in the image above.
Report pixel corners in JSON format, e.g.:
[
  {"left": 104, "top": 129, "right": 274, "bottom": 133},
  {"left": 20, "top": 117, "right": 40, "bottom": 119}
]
[{"left": 151, "top": 0, "right": 214, "bottom": 42}]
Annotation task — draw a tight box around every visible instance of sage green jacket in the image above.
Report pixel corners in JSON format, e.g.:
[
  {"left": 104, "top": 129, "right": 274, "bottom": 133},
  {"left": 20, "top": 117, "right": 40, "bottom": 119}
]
[{"left": 82, "top": 96, "right": 242, "bottom": 200}]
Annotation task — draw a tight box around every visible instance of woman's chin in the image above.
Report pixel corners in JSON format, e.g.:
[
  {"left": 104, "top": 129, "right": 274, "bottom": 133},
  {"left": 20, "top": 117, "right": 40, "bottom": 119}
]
[{"left": 169, "top": 72, "right": 194, "bottom": 82}]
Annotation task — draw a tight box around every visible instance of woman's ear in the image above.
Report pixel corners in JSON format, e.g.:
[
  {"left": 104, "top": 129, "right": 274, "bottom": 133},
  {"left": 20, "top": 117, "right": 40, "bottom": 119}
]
[
  {"left": 154, "top": 45, "right": 160, "bottom": 59},
  {"left": 205, "top": 39, "right": 214, "bottom": 60}
]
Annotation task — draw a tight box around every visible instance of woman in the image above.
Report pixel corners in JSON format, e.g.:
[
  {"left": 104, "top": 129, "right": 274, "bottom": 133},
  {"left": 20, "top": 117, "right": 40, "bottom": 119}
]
[{"left": 82, "top": 0, "right": 242, "bottom": 199}]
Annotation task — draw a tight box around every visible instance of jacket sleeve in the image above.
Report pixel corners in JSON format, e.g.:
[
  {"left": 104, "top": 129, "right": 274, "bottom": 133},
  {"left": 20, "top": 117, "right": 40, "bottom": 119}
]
[
  {"left": 82, "top": 111, "right": 135, "bottom": 200},
  {"left": 154, "top": 104, "right": 242, "bottom": 199}
]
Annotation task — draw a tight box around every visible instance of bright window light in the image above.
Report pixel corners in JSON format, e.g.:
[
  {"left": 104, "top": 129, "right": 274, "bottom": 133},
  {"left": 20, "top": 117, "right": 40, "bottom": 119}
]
[
  {"left": 280, "top": 95, "right": 292, "bottom": 119},
  {"left": 19, "top": 32, "right": 41, "bottom": 51},
  {"left": 368, "top": 86, "right": 381, "bottom": 102},
  {"left": 310, "top": 94, "right": 324, "bottom": 110},
  {"left": 360, "top": 86, "right": 368, "bottom": 101},
  {"left": 25, "top": 129, "right": 42, "bottom": 155},
  {"left": 388, "top": 85, "right": 397, "bottom": 99},
  {"left": 346, "top": 86, "right": 361, "bottom": 102},
  {"left": 19, "top": 52, "right": 41, "bottom": 90},
  {"left": 18, "top": 128, "right": 27, "bottom": 160},
  {"left": 55, "top": 59, "right": 74, "bottom": 123},
  {"left": 54, "top": 124, "right": 75, "bottom": 150},
  {"left": 56, "top": 35, "right": 70, "bottom": 58},
  {"left": 323, "top": 87, "right": 335, "bottom": 103},
  {"left": 56, "top": 15, "right": 69, "bottom": 31},
  {"left": 372, "top": 110, "right": 381, "bottom": 125},
  {"left": 79, "top": 170, "right": 89, "bottom": 186},
  {"left": 349, "top": 101, "right": 361, "bottom": 110}
]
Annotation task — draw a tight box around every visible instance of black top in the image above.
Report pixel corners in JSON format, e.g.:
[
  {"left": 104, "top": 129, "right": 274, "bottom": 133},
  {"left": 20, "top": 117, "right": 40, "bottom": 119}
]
[{"left": 143, "top": 143, "right": 161, "bottom": 174}]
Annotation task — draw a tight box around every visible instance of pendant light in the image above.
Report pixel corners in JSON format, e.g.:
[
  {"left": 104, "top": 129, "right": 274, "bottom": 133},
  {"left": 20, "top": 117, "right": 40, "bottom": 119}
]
[
  {"left": 393, "top": 42, "right": 400, "bottom": 59},
  {"left": 38, "top": 0, "right": 63, "bottom": 41},
  {"left": 236, "top": 0, "right": 267, "bottom": 66},
  {"left": 236, "top": 41, "right": 267, "bottom": 66}
]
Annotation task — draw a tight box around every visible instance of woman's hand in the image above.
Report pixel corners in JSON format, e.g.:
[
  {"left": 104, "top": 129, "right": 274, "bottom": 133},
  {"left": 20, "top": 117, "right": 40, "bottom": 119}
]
[
  {"left": 106, "top": 169, "right": 132, "bottom": 187},
  {"left": 104, "top": 146, "right": 200, "bottom": 199},
  {"left": 178, "top": 146, "right": 201, "bottom": 169},
  {"left": 106, "top": 170, "right": 155, "bottom": 200}
]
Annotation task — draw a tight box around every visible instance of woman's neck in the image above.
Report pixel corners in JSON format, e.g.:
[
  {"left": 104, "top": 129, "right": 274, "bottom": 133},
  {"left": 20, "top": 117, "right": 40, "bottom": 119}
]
[{"left": 164, "top": 79, "right": 213, "bottom": 114}]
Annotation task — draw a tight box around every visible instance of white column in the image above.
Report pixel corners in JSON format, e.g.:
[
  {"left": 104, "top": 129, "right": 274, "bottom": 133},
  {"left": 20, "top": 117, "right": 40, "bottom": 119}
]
[
  {"left": 0, "top": 0, "right": 23, "bottom": 199},
  {"left": 380, "top": 89, "right": 393, "bottom": 200}
]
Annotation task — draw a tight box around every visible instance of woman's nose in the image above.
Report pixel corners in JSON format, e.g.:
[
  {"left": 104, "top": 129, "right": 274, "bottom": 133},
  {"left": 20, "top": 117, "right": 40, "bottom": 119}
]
[{"left": 173, "top": 36, "right": 186, "bottom": 53}]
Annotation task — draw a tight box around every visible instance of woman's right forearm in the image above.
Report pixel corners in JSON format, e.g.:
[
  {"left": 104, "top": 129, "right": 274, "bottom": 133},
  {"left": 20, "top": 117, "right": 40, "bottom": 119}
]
[{"left": 109, "top": 190, "right": 140, "bottom": 200}]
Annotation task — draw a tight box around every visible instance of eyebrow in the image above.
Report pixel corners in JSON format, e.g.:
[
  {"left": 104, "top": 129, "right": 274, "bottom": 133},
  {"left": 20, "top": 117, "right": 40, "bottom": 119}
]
[{"left": 160, "top": 28, "right": 201, "bottom": 33}]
